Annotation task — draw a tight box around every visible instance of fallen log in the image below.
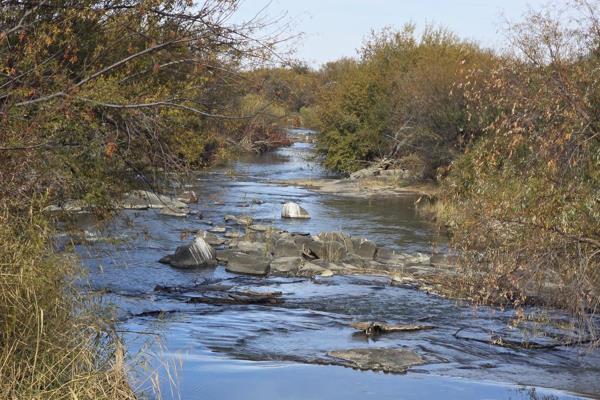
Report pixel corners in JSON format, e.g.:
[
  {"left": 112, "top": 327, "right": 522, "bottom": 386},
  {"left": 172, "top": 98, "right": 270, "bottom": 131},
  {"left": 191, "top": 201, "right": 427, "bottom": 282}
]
[
  {"left": 186, "top": 290, "right": 283, "bottom": 306},
  {"left": 351, "top": 321, "right": 435, "bottom": 336}
]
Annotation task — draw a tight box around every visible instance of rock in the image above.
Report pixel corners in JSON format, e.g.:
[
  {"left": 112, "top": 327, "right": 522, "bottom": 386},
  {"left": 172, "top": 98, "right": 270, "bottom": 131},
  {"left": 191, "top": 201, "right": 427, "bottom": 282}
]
[
  {"left": 292, "top": 235, "right": 314, "bottom": 250},
  {"left": 161, "top": 237, "right": 216, "bottom": 269},
  {"left": 327, "top": 348, "right": 425, "bottom": 373},
  {"left": 298, "top": 262, "right": 326, "bottom": 276},
  {"left": 236, "top": 241, "right": 267, "bottom": 255},
  {"left": 121, "top": 190, "right": 187, "bottom": 210},
  {"left": 349, "top": 159, "right": 392, "bottom": 180},
  {"left": 430, "top": 254, "right": 458, "bottom": 268},
  {"left": 406, "top": 253, "right": 430, "bottom": 265},
  {"left": 159, "top": 207, "right": 188, "bottom": 217},
  {"left": 248, "top": 224, "right": 271, "bottom": 232},
  {"left": 342, "top": 253, "right": 367, "bottom": 268},
  {"left": 374, "top": 247, "right": 395, "bottom": 261},
  {"left": 320, "top": 269, "right": 334, "bottom": 277},
  {"left": 225, "top": 252, "right": 270, "bottom": 276},
  {"left": 197, "top": 231, "right": 225, "bottom": 246},
  {"left": 270, "top": 257, "right": 303, "bottom": 275},
  {"left": 240, "top": 231, "right": 267, "bottom": 243},
  {"left": 216, "top": 249, "right": 236, "bottom": 263},
  {"left": 318, "top": 232, "right": 354, "bottom": 252},
  {"left": 350, "top": 321, "right": 435, "bottom": 336},
  {"left": 224, "top": 231, "right": 241, "bottom": 239},
  {"left": 177, "top": 190, "right": 198, "bottom": 204},
  {"left": 281, "top": 202, "right": 310, "bottom": 219},
  {"left": 352, "top": 238, "right": 377, "bottom": 259},
  {"left": 273, "top": 238, "right": 301, "bottom": 258},
  {"left": 44, "top": 200, "right": 87, "bottom": 213},
  {"left": 224, "top": 215, "right": 253, "bottom": 226},
  {"left": 209, "top": 226, "right": 227, "bottom": 233},
  {"left": 307, "top": 239, "right": 347, "bottom": 262}
]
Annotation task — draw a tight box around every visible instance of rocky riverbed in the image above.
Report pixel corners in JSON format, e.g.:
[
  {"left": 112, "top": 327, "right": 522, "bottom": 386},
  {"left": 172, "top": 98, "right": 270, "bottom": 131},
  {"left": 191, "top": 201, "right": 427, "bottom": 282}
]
[{"left": 73, "top": 134, "right": 600, "bottom": 400}]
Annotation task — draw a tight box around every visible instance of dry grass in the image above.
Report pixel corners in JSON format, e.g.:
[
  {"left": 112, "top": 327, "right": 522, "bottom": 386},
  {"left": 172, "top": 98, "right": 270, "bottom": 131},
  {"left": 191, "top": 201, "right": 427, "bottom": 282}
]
[{"left": 0, "top": 204, "right": 137, "bottom": 400}]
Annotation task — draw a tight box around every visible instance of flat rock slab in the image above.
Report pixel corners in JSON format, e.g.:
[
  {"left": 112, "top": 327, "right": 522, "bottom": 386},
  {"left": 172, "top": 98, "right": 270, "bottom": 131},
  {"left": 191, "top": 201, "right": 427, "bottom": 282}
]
[
  {"left": 225, "top": 252, "right": 270, "bottom": 276},
  {"left": 328, "top": 348, "right": 425, "bottom": 373},
  {"left": 351, "top": 321, "right": 435, "bottom": 336}
]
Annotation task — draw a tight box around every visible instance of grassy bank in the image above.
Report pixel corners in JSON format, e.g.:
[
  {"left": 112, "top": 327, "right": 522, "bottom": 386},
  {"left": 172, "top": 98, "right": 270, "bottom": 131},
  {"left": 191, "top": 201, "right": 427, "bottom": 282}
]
[{"left": 0, "top": 205, "right": 135, "bottom": 399}]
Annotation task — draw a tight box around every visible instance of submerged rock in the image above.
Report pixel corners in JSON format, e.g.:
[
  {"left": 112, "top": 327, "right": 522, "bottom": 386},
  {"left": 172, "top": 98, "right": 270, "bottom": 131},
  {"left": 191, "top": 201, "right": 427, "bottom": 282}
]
[
  {"left": 328, "top": 348, "right": 425, "bottom": 373},
  {"left": 160, "top": 236, "right": 216, "bottom": 269},
  {"left": 159, "top": 207, "right": 188, "bottom": 217},
  {"left": 209, "top": 226, "right": 227, "bottom": 233},
  {"left": 281, "top": 202, "right": 310, "bottom": 219}
]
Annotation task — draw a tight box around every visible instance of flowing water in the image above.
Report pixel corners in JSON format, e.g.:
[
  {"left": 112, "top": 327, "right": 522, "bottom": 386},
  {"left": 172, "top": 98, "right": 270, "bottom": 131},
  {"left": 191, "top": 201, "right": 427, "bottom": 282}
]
[{"left": 77, "top": 130, "right": 600, "bottom": 399}]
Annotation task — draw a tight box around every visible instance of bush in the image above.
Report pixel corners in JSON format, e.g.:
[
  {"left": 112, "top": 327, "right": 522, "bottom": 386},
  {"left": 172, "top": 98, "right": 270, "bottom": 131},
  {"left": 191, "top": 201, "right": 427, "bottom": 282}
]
[
  {"left": 0, "top": 203, "right": 135, "bottom": 399},
  {"left": 314, "top": 25, "right": 495, "bottom": 176},
  {"left": 440, "top": 1, "right": 600, "bottom": 330}
]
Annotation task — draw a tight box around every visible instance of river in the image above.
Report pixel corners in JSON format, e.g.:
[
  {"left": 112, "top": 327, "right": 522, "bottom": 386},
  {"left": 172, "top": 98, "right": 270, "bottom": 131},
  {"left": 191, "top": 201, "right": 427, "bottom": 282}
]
[{"left": 77, "top": 130, "right": 600, "bottom": 399}]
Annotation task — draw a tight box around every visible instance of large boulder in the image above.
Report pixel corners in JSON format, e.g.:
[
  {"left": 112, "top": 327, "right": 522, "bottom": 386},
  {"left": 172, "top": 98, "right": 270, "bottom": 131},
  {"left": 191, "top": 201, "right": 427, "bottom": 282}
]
[
  {"left": 318, "top": 232, "right": 354, "bottom": 252},
  {"left": 225, "top": 252, "right": 270, "bottom": 276},
  {"left": 281, "top": 202, "right": 310, "bottom": 219},
  {"left": 352, "top": 238, "right": 377, "bottom": 259},
  {"left": 236, "top": 241, "right": 267, "bottom": 255},
  {"left": 270, "top": 257, "right": 303, "bottom": 275},
  {"left": 159, "top": 237, "right": 216, "bottom": 269},
  {"left": 273, "top": 237, "right": 301, "bottom": 258},
  {"left": 308, "top": 232, "right": 353, "bottom": 262}
]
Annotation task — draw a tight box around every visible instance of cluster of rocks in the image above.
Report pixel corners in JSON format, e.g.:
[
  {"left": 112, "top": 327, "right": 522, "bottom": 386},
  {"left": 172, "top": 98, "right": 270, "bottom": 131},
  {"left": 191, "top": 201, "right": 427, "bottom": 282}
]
[
  {"left": 44, "top": 189, "right": 198, "bottom": 216},
  {"left": 159, "top": 217, "right": 441, "bottom": 285}
]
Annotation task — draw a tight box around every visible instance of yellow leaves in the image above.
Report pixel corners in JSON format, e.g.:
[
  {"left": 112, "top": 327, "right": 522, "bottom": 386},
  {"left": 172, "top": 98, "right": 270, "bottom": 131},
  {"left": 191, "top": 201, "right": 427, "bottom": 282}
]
[{"left": 104, "top": 142, "right": 117, "bottom": 158}]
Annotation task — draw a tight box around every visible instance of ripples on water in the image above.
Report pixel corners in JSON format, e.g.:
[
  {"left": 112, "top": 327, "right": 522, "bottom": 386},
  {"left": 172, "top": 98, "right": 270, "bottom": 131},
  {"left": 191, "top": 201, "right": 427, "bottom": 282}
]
[{"left": 78, "top": 135, "right": 599, "bottom": 399}]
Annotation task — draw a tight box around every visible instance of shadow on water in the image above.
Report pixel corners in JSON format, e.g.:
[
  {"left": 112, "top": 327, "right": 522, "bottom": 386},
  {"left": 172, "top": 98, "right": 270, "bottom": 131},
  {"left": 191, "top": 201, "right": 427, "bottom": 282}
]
[{"left": 76, "top": 138, "right": 599, "bottom": 400}]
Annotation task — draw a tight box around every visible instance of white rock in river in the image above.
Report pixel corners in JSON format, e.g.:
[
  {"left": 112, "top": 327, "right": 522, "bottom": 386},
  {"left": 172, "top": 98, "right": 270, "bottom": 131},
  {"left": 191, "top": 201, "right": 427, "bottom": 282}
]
[
  {"left": 281, "top": 202, "right": 310, "bottom": 219},
  {"left": 159, "top": 236, "right": 216, "bottom": 268}
]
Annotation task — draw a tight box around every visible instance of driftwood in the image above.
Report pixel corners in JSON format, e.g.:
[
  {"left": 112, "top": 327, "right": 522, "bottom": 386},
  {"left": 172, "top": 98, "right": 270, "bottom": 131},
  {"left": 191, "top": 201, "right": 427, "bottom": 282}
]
[
  {"left": 186, "top": 289, "right": 283, "bottom": 305},
  {"left": 154, "top": 283, "right": 234, "bottom": 294},
  {"left": 153, "top": 283, "right": 284, "bottom": 305},
  {"left": 351, "top": 321, "right": 435, "bottom": 336}
]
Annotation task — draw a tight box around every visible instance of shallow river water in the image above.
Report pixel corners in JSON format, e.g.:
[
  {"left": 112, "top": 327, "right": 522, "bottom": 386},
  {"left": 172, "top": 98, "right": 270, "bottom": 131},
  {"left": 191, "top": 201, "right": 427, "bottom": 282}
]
[{"left": 78, "top": 131, "right": 600, "bottom": 399}]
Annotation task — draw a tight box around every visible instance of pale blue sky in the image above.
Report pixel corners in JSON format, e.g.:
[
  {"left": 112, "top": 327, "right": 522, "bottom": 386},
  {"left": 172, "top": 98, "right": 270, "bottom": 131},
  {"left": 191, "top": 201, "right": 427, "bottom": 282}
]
[{"left": 234, "top": 0, "right": 553, "bottom": 66}]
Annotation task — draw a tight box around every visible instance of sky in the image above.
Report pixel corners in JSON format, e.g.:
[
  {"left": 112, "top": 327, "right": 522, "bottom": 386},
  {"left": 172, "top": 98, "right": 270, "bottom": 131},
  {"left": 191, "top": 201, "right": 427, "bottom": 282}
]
[{"left": 233, "top": 0, "right": 553, "bottom": 66}]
